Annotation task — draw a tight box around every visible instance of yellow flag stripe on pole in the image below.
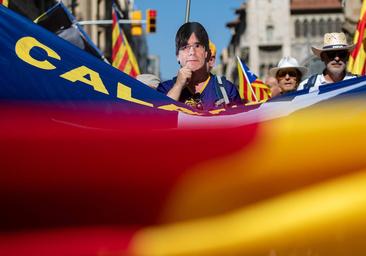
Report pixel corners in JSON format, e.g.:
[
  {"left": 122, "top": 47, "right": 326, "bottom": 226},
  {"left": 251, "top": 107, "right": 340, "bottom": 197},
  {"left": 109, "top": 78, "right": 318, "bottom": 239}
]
[{"left": 348, "top": 0, "right": 366, "bottom": 75}]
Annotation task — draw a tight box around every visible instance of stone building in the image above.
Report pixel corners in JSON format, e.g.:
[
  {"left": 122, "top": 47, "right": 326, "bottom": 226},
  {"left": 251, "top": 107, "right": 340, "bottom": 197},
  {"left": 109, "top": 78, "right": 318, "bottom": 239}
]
[{"left": 222, "top": 0, "right": 345, "bottom": 82}]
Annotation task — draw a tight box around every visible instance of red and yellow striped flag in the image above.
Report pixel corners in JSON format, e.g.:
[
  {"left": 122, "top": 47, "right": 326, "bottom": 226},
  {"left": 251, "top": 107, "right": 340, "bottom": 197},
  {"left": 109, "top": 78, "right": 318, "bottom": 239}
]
[
  {"left": 348, "top": 0, "right": 366, "bottom": 75},
  {"left": 112, "top": 5, "right": 140, "bottom": 77},
  {"left": 0, "top": 0, "right": 8, "bottom": 7},
  {"left": 237, "top": 56, "right": 271, "bottom": 103}
]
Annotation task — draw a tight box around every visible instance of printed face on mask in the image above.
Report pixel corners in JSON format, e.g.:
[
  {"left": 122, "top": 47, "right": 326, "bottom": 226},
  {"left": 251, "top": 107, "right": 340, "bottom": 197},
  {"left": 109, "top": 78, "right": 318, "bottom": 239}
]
[{"left": 177, "top": 33, "right": 208, "bottom": 72}]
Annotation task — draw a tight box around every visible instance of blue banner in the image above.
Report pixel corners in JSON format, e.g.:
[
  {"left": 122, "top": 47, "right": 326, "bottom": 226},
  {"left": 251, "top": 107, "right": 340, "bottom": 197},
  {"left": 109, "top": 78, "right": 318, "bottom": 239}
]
[{"left": 0, "top": 5, "right": 201, "bottom": 121}]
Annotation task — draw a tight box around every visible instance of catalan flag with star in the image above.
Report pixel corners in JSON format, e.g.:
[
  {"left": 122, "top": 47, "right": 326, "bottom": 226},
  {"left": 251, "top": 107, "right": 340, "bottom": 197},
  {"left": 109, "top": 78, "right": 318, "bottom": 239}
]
[
  {"left": 237, "top": 56, "right": 271, "bottom": 104},
  {"left": 348, "top": 0, "right": 366, "bottom": 75},
  {"left": 112, "top": 3, "right": 140, "bottom": 78},
  {"left": 0, "top": 0, "right": 8, "bottom": 7}
]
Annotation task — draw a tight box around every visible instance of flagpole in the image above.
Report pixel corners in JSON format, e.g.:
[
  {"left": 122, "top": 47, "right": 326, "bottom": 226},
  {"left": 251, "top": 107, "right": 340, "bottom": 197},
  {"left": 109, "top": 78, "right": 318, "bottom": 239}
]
[
  {"left": 185, "top": 0, "right": 191, "bottom": 23},
  {"left": 237, "top": 56, "right": 258, "bottom": 102}
]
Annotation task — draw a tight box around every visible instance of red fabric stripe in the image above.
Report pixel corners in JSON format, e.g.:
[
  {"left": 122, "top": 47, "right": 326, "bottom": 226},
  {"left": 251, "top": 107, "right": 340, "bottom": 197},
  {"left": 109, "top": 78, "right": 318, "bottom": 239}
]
[
  {"left": 350, "top": 13, "right": 366, "bottom": 59},
  {"left": 118, "top": 51, "right": 129, "bottom": 71},
  {"left": 259, "top": 87, "right": 264, "bottom": 101},
  {"left": 112, "top": 35, "right": 122, "bottom": 61},
  {"left": 112, "top": 12, "right": 123, "bottom": 61},
  {"left": 130, "top": 68, "right": 138, "bottom": 78},
  {"left": 243, "top": 75, "right": 248, "bottom": 100}
]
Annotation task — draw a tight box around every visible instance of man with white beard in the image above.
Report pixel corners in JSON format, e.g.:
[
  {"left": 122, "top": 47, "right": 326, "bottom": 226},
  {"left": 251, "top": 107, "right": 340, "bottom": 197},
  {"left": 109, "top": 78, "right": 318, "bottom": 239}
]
[{"left": 298, "top": 32, "right": 357, "bottom": 91}]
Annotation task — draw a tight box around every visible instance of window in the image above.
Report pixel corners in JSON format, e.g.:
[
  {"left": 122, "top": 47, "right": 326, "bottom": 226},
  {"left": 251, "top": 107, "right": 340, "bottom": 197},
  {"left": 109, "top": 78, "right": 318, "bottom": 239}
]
[
  {"left": 327, "top": 18, "right": 333, "bottom": 33},
  {"left": 335, "top": 18, "right": 342, "bottom": 32},
  {"left": 266, "top": 25, "right": 274, "bottom": 41},
  {"left": 319, "top": 19, "right": 325, "bottom": 36},
  {"left": 303, "top": 19, "right": 309, "bottom": 37},
  {"left": 311, "top": 19, "right": 317, "bottom": 37},
  {"left": 295, "top": 19, "right": 301, "bottom": 38}
]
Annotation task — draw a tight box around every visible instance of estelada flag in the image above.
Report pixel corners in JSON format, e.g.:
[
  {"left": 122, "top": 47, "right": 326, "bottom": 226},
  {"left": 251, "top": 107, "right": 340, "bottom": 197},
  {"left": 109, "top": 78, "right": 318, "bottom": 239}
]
[
  {"left": 112, "top": 4, "right": 140, "bottom": 77},
  {"left": 237, "top": 56, "right": 271, "bottom": 103},
  {"left": 0, "top": 0, "right": 8, "bottom": 7},
  {"left": 348, "top": 0, "right": 366, "bottom": 75}
]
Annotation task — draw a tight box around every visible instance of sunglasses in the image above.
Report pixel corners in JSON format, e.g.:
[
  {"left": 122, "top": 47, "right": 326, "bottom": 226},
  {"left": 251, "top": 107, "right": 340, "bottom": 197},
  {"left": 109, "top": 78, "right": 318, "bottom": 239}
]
[
  {"left": 323, "top": 50, "right": 349, "bottom": 60},
  {"left": 277, "top": 69, "right": 298, "bottom": 78}
]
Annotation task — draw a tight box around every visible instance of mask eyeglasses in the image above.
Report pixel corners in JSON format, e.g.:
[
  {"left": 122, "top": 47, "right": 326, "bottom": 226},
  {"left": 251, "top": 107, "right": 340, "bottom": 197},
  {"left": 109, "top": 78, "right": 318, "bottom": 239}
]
[{"left": 179, "top": 43, "right": 205, "bottom": 52}]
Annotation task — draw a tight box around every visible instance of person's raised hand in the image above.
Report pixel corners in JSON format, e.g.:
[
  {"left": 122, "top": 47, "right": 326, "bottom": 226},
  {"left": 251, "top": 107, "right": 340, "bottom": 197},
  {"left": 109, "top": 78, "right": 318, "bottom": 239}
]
[{"left": 175, "top": 66, "right": 192, "bottom": 88}]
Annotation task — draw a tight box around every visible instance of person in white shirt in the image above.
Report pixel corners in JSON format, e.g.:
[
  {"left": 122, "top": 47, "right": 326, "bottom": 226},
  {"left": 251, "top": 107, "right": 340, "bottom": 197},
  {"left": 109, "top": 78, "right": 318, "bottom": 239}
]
[{"left": 298, "top": 32, "right": 356, "bottom": 91}]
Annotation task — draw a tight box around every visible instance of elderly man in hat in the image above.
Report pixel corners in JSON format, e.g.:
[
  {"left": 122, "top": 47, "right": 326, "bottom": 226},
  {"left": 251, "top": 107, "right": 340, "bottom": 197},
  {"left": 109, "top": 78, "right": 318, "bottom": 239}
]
[
  {"left": 298, "top": 32, "right": 356, "bottom": 91},
  {"left": 269, "top": 56, "right": 308, "bottom": 95}
]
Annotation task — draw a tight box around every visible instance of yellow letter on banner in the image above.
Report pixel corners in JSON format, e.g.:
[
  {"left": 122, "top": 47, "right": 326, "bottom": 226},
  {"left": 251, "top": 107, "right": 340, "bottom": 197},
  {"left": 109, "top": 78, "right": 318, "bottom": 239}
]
[
  {"left": 15, "top": 36, "right": 61, "bottom": 70},
  {"left": 60, "top": 66, "right": 109, "bottom": 95},
  {"left": 117, "top": 82, "right": 153, "bottom": 107}
]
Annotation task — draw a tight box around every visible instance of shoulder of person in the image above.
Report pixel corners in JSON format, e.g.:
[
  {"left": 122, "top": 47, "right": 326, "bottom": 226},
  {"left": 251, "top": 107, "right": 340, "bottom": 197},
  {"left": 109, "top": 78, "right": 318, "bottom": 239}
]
[
  {"left": 297, "top": 79, "right": 308, "bottom": 90},
  {"left": 214, "top": 75, "right": 235, "bottom": 87},
  {"left": 298, "top": 74, "right": 320, "bottom": 90},
  {"left": 157, "top": 77, "right": 176, "bottom": 93}
]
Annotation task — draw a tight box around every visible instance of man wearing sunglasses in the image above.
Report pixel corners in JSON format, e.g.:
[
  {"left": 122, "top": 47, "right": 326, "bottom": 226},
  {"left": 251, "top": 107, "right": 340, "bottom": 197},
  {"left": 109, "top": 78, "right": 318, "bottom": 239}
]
[
  {"left": 157, "top": 22, "right": 241, "bottom": 111},
  {"left": 298, "top": 32, "right": 356, "bottom": 91},
  {"left": 269, "top": 56, "right": 308, "bottom": 95}
]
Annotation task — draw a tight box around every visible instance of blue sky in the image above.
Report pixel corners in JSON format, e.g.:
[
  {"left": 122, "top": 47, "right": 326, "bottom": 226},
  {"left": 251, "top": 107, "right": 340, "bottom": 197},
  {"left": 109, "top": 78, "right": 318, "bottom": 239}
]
[{"left": 135, "top": 0, "right": 243, "bottom": 80}]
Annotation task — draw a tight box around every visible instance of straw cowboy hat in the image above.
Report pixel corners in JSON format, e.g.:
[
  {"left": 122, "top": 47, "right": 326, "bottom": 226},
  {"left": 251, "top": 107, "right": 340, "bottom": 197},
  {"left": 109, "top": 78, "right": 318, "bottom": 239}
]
[
  {"left": 311, "top": 32, "right": 355, "bottom": 57},
  {"left": 269, "top": 56, "right": 308, "bottom": 77}
]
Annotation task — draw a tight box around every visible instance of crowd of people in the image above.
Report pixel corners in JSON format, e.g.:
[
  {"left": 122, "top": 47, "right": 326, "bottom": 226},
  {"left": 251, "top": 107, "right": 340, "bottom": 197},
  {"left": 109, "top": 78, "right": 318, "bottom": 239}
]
[{"left": 137, "top": 22, "right": 357, "bottom": 112}]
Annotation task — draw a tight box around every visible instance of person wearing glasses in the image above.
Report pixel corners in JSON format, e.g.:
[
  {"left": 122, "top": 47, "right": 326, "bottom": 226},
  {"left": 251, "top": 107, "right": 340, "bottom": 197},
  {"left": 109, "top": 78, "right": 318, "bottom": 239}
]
[
  {"left": 297, "top": 32, "right": 356, "bottom": 91},
  {"left": 157, "top": 22, "right": 241, "bottom": 111},
  {"left": 268, "top": 56, "right": 308, "bottom": 95}
]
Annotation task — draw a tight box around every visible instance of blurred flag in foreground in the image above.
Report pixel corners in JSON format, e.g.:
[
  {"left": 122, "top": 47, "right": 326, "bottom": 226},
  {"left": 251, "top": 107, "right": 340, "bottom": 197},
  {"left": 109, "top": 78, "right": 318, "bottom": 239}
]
[
  {"left": 348, "top": 0, "right": 366, "bottom": 75},
  {"left": 237, "top": 56, "right": 271, "bottom": 103},
  {"left": 34, "top": 1, "right": 107, "bottom": 62},
  {"left": 0, "top": 0, "right": 8, "bottom": 7},
  {"left": 112, "top": 3, "right": 140, "bottom": 77}
]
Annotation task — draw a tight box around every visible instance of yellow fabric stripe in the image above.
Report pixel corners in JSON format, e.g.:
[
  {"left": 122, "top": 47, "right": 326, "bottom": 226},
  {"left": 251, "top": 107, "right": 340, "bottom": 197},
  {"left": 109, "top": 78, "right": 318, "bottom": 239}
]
[
  {"left": 123, "top": 61, "right": 132, "bottom": 75},
  {"left": 237, "top": 62, "right": 244, "bottom": 99},
  {"left": 348, "top": 1, "right": 366, "bottom": 74},
  {"left": 112, "top": 45, "right": 127, "bottom": 68},
  {"left": 112, "top": 23, "right": 120, "bottom": 47},
  {"left": 353, "top": 47, "right": 366, "bottom": 74},
  {"left": 132, "top": 170, "right": 366, "bottom": 256},
  {"left": 122, "top": 32, "right": 140, "bottom": 75},
  {"left": 131, "top": 98, "right": 366, "bottom": 255}
]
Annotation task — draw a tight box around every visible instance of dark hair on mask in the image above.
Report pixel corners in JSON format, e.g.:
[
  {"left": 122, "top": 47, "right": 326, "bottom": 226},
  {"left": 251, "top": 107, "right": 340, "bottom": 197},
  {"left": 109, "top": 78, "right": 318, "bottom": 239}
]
[{"left": 175, "top": 22, "right": 209, "bottom": 56}]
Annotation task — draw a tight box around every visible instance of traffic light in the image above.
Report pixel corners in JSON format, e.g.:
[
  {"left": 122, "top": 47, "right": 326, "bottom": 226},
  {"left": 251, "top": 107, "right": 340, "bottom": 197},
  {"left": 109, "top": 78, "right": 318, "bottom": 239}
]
[
  {"left": 146, "top": 9, "right": 156, "bottom": 33},
  {"left": 131, "top": 10, "right": 142, "bottom": 36}
]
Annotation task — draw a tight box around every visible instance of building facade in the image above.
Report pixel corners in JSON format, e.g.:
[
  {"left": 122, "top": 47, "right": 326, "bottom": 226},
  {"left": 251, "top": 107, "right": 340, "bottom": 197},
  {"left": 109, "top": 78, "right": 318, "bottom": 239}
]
[{"left": 222, "top": 0, "right": 345, "bottom": 82}]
